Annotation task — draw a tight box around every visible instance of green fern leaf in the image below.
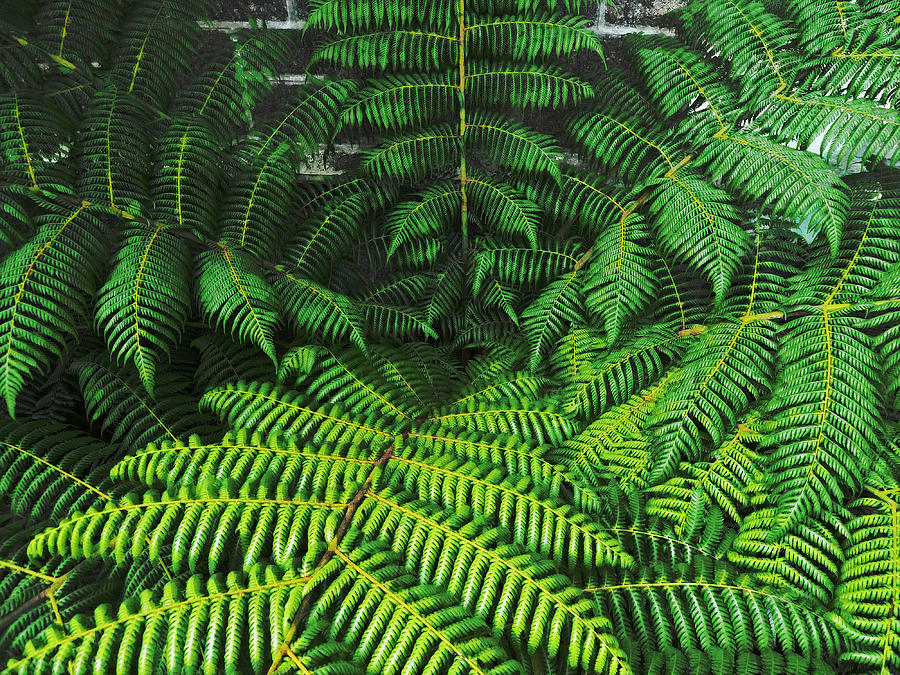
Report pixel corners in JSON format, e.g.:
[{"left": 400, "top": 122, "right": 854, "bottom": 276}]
[
  {"left": 95, "top": 223, "right": 191, "bottom": 395},
  {"left": 590, "top": 560, "right": 844, "bottom": 671},
  {"left": 834, "top": 488, "right": 900, "bottom": 674},
  {"left": 0, "top": 419, "right": 114, "bottom": 521},
  {"left": 272, "top": 271, "right": 368, "bottom": 351},
  {"left": 557, "top": 327, "right": 684, "bottom": 421},
  {"left": 341, "top": 74, "right": 458, "bottom": 132},
  {"left": 647, "top": 317, "right": 777, "bottom": 485},
  {"left": 72, "top": 356, "right": 219, "bottom": 451},
  {"left": 466, "top": 112, "right": 562, "bottom": 182},
  {"left": 583, "top": 211, "right": 658, "bottom": 343},
  {"left": 311, "top": 28, "right": 457, "bottom": 70},
  {"left": 467, "top": 13, "right": 602, "bottom": 60},
  {"left": 110, "top": 0, "right": 205, "bottom": 108},
  {"left": 74, "top": 86, "right": 148, "bottom": 216},
  {"left": 383, "top": 182, "right": 460, "bottom": 258},
  {"left": 429, "top": 398, "right": 576, "bottom": 446},
  {"left": 28, "top": 476, "right": 353, "bottom": 574},
  {"left": 0, "top": 93, "right": 72, "bottom": 191},
  {"left": 522, "top": 270, "right": 585, "bottom": 371},
  {"left": 645, "top": 169, "right": 749, "bottom": 302},
  {"left": 466, "top": 63, "right": 593, "bottom": 109},
  {"left": 360, "top": 125, "right": 459, "bottom": 181},
  {"left": 701, "top": 130, "right": 848, "bottom": 254},
  {"left": 0, "top": 202, "right": 105, "bottom": 416},
  {"left": 200, "top": 381, "right": 403, "bottom": 443},
  {"left": 762, "top": 93, "right": 900, "bottom": 170},
  {"left": 9, "top": 563, "right": 313, "bottom": 674},
  {"left": 728, "top": 507, "right": 843, "bottom": 604},
  {"left": 466, "top": 175, "right": 541, "bottom": 248},
  {"left": 196, "top": 246, "right": 279, "bottom": 362}
]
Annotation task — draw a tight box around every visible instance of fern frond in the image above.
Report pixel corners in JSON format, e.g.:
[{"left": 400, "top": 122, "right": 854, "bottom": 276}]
[
  {"left": 251, "top": 78, "right": 357, "bottom": 158},
  {"left": 9, "top": 563, "right": 312, "bottom": 674},
  {"left": 307, "top": 0, "right": 455, "bottom": 32},
  {"left": 645, "top": 169, "right": 749, "bottom": 302},
  {"left": 762, "top": 93, "right": 900, "bottom": 170},
  {"left": 466, "top": 13, "right": 602, "bottom": 60},
  {"left": 0, "top": 192, "right": 31, "bottom": 248},
  {"left": 701, "top": 130, "right": 848, "bottom": 254},
  {"left": 582, "top": 211, "right": 658, "bottom": 343},
  {"left": 196, "top": 246, "right": 280, "bottom": 362},
  {"left": 407, "top": 423, "right": 561, "bottom": 485},
  {"left": 814, "top": 47, "right": 900, "bottom": 103},
  {"left": 624, "top": 35, "right": 739, "bottom": 137},
  {"left": 678, "top": 0, "right": 798, "bottom": 102},
  {"left": 72, "top": 356, "right": 219, "bottom": 451},
  {"left": 776, "top": 0, "right": 858, "bottom": 54},
  {"left": 428, "top": 398, "right": 576, "bottom": 446},
  {"left": 0, "top": 93, "right": 72, "bottom": 191},
  {"left": 29, "top": 477, "right": 352, "bottom": 574},
  {"left": 834, "top": 488, "right": 900, "bottom": 674},
  {"left": 764, "top": 313, "right": 881, "bottom": 537},
  {"left": 360, "top": 124, "right": 459, "bottom": 181},
  {"left": 307, "top": 540, "right": 522, "bottom": 675},
  {"left": 644, "top": 419, "right": 761, "bottom": 530},
  {"left": 200, "top": 381, "right": 402, "bottom": 443},
  {"left": 728, "top": 507, "right": 843, "bottom": 604},
  {"left": 217, "top": 143, "right": 299, "bottom": 260},
  {"left": 148, "top": 32, "right": 290, "bottom": 235},
  {"left": 74, "top": 86, "right": 148, "bottom": 216},
  {"left": 378, "top": 455, "right": 627, "bottom": 571},
  {"left": 466, "top": 112, "right": 562, "bottom": 182},
  {"left": 473, "top": 241, "right": 579, "bottom": 296},
  {"left": 95, "top": 223, "right": 191, "bottom": 395},
  {"left": 286, "top": 190, "right": 372, "bottom": 283},
  {"left": 522, "top": 270, "right": 584, "bottom": 371},
  {"left": 339, "top": 500, "right": 629, "bottom": 672},
  {"left": 647, "top": 317, "right": 777, "bottom": 485},
  {"left": 879, "top": 322, "right": 900, "bottom": 411},
  {"left": 0, "top": 202, "right": 104, "bottom": 416},
  {"left": 0, "top": 420, "right": 114, "bottom": 520},
  {"left": 447, "top": 370, "right": 548, "bottom": 408},
  {"left": 567, "top": 109, "right": 671, "bottom": 186},
  {"left": 370, "top": 341, "right": 457, "bottom": 407},
  {"left": 302, "top": 347, "right": 419, "bottom": 420},
  {"left": 29, "top": 0, "right": 121, "bottom": 67},
  {"left": 558, "top": 327, "right": 684, "bottom": 421},
  {"left": 383, "top": 182, "right": 460, "bottom": 258},
  {"left": 551, "top": 379, "right": 673, "bottom": 493},
  {"left": 791, "top": 171, "right": 900, "bottom": 308},
  {"left": 272, "top": 271, "right": 368, "bottom": 351},
  {"left": 110, "top": 0, "right": 206, "bottom": 108},
  {"left": 652, "top": 260, "right": 713, "bottom": 329},
  {"left": 341, "top": 74, "right": 458, "bottom": 132},
  {"left": 170, "top": 30, "right": 294, "bottom": 140},
  {"left": 466, "top": 63, "right": 593, "bottom": 109},
  {"left": 517, "top": 172, "right": 625, "bottom": 240},
  {"left": 589, "top": 560, "right": 844, "bottom": 672},
  {"left": 361, "top": 300, "right": 438, "bottom": 342},
  {"left": 111, "top": 430, "right": 381, "bottom": 494},
  {"left": 466, "top": 174, "right": 541, "bottom": 248},
  {"left": 149, "top": 117, "right": 223, "bottom": 235},
  {"left": 311, "top": 28, "right": 457, "bottom": 71},
  {"left": 764, "top": 179, "right": 895, "bottom": 534}
]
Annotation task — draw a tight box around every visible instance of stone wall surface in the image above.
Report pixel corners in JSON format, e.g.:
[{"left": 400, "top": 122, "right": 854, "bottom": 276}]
[{"left": 207, "top": 0, "right": 687, "bottom": 174}]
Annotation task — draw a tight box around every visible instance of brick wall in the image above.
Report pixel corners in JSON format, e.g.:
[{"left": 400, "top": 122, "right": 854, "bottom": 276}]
[{"left": 207, "top": 0, "right": 685, "bottom": 174}]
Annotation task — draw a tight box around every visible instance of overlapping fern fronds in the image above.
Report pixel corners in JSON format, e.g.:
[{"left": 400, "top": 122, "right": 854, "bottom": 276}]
[{"left": 1, "top": 0, "right": 900, "bottom": 673}]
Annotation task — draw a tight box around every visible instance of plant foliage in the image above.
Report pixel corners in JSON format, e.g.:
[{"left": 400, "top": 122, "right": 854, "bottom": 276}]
[{"left": 0, "top": 0, "right": 899, "bottom": 673}]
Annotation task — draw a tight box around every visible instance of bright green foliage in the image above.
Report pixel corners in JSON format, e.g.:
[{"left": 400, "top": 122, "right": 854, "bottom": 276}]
[{"left": 0, "top": 0, "right": 899, "bottom": 674}]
